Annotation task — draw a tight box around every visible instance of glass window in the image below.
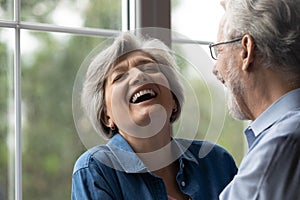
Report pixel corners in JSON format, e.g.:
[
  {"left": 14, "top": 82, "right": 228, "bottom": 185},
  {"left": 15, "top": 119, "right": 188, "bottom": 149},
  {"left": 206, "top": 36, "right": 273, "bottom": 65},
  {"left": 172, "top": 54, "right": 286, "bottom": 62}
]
[
  {"left": 0, "top": 0, "right": 13, "bottom": 20},
  {"left": 21, "top": 0, "right": 122, "bottom": 30},
  {"left": 2, "top": 0, "right": 123, "bottom": 197},
  {"left": 0, "top": 28, "right": 15, "bottom": 200},
  {"left": 171, "top": 0, "right": 223, "bottom": 42},
  {"left": 20, "top": 30, "right": 109, "bottom": 199}
]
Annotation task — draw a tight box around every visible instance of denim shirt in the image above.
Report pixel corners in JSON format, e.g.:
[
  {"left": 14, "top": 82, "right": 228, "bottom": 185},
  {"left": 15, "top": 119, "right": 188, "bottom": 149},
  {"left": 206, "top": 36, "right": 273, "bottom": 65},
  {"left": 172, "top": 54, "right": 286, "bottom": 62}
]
[{"left": 72, "top": 134, "right": 237, "bottom": 200}]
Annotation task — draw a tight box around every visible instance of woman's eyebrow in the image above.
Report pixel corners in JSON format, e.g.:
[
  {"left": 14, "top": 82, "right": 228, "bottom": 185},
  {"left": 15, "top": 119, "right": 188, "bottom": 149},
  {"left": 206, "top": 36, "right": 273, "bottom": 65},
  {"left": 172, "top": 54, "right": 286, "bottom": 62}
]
[
  {"left": 136, "top": 58, "right": 156, "bottom": 65},
  {"left": 112, "top": 65, "right": 127, "bottom": 73},
  {"left": 110, "top": 57, "right": 156, "bottom": 75},
  {"left": 114, "top": 59, "right": 155, "bottom": 71}
]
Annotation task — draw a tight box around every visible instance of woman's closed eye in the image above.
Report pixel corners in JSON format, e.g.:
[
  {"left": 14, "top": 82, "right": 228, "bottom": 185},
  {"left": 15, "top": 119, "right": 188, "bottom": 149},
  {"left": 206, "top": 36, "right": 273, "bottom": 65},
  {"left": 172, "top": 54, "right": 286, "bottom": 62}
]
[{"left": 112, "top": 72, "right": 128, "bottom": 83}]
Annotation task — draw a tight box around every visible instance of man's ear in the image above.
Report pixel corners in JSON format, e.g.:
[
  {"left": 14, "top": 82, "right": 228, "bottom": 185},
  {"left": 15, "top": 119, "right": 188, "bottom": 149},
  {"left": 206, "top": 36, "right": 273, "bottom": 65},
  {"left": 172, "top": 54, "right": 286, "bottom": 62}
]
[{"left": 241, "top": 34, "right": 255, "bottom": 71}]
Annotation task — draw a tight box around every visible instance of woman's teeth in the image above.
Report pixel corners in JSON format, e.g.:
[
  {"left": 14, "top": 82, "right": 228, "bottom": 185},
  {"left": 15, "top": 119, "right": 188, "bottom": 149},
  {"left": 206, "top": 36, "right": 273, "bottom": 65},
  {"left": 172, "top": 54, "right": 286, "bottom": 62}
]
[{"left": 131, "top": 89, "right": 156, "bottom": 103}]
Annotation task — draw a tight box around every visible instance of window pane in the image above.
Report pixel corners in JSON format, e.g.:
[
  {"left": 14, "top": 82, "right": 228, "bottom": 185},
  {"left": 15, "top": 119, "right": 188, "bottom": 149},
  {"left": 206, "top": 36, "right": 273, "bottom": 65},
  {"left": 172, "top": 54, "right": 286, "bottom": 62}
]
[
  {"left": 172, "top": 42, "right": 245, "bottom": 165},
  {"left": 171, "top": 0, "right": 223, "bottom": 42},
  {"left": 0, "top": 28, "right": 15, "bottom": 200},
  {"left": 21, "top": 30, "right": 106, "bottom": 199},
  {"left": 21, "top": 0, "right": 122, "bottom": 30},
  {"left": 0, "top": 0, "right": 13, "bottom": 20}
]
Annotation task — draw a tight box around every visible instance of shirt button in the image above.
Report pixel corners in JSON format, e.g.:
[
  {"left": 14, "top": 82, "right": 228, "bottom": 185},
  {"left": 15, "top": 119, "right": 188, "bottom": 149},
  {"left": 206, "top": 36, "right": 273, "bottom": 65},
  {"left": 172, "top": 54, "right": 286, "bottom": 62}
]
[
  {"left": 181, "top": 181, "right": 186, "bottom": 187},
  {"left": 182, "top": 163, "right": 185, "bottom": 168}
]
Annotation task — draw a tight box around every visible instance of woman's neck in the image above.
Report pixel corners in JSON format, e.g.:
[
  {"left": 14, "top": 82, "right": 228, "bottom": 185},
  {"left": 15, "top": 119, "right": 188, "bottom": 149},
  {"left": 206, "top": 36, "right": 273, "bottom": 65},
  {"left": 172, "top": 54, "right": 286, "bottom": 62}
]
[
  {"left": 119, "top": 124, "right": 174, "bottom": 171},
  {"left": 119, "top": 124, "right": 172, "bottom": 153}
]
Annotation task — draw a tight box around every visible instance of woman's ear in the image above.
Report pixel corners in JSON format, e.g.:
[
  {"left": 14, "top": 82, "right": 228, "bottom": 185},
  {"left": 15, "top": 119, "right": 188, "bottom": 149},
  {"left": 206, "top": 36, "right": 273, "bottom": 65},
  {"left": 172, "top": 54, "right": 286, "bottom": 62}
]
[
  {"left": 172, "top": 97, "right": 177, "bottom": 112},
  {"left": 101, "top": 111, "right": 114, "bottom": 128},
  {"left": 170, "top": 96, "right": 179, "bottom": 122},
  {"left": 241, "top": 34, "right": 255, "bottom": 71}
]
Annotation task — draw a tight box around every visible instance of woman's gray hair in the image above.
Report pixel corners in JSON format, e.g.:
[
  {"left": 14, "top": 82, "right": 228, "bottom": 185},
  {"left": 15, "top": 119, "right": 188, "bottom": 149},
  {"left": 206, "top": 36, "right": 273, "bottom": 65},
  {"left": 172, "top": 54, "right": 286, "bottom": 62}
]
[
  {"left": 223, "top": 0, "right": 300, "bottom": 74},
  {"left": 81, "top": 32, "right": 184, "bottom": 139}
]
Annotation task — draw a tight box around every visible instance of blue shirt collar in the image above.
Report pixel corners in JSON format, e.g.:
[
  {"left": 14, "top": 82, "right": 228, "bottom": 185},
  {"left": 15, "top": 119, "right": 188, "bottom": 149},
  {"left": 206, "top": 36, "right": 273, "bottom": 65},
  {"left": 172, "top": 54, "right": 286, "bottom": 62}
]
[
  {"left": 248, "top": 88, "right": 300, "bottom": 137},
  {"left": 107, "top": 133, "right": 198, "bottom": 173}
]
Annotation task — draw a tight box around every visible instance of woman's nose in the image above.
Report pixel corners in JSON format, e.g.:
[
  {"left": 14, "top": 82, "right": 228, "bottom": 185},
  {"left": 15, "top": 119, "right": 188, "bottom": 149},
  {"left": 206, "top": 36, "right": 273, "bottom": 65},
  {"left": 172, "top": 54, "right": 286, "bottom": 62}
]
[{"left": 129, "top": 68, "right": 148, "bottom": 85}]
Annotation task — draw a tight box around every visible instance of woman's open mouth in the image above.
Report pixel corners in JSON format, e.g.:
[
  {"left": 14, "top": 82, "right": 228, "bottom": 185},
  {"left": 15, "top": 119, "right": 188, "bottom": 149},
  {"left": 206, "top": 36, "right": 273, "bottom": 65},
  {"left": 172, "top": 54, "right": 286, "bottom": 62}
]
[{"left": 130, "top": 89, "right": 157, "bottom": 104}]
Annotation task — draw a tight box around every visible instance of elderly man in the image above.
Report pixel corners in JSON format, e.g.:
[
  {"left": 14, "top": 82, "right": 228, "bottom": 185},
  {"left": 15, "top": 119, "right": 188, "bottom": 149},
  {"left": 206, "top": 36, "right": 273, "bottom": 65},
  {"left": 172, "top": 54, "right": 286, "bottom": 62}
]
[{"left": 209, "top": 0, "right": 300, "bottom": 199}]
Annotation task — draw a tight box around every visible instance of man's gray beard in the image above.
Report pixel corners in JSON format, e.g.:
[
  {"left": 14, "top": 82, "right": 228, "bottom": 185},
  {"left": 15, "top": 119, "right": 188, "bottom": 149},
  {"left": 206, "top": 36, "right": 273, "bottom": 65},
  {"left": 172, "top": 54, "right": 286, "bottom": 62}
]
[
  {"left": 227, "top": 86, "right": 247, "bottom": 120},
  {"left": 225, "top": 58, "right": 247, "bottom": 121}
]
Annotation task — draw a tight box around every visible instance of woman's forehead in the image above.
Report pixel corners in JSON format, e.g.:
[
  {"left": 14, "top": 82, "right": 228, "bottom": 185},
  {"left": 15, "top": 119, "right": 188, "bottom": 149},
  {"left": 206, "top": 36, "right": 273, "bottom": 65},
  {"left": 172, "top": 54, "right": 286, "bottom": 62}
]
[
  {"left": 114, "top": 50, "right": 155, "bottom": 67},
  {"left": 103, "top": 50, "right": 157, "bottom": 81}
]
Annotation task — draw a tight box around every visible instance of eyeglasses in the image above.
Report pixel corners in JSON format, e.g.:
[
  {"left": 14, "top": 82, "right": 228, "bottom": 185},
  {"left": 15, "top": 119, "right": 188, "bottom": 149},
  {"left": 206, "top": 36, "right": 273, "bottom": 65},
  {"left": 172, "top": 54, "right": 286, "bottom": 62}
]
[{"left": 209, "top": 36, "right": 243, "bottom": 60}]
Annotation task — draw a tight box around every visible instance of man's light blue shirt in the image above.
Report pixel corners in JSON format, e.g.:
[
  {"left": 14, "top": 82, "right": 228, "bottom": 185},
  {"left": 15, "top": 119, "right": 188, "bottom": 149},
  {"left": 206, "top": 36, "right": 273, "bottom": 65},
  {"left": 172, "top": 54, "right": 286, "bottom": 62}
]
[{"left": 220, "top": 88, "right": 300, "bottom": 200}]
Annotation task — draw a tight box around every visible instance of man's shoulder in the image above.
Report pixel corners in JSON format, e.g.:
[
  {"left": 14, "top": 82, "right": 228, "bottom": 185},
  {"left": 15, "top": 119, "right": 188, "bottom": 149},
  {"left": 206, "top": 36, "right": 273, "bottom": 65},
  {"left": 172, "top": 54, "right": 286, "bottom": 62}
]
[
  {"left": 272, "top": 108, "right": 300, "bottom": 137},
  {"left": 250, "top": 108, "right": 300, "bottom": 156}
]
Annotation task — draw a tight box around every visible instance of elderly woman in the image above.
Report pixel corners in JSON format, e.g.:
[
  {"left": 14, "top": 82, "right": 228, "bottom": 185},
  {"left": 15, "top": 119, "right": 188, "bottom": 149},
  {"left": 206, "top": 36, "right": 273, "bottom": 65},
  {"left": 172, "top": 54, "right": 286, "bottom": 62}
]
[{"left": 72, "top": 32, "right": 237, "bottom": 200}]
